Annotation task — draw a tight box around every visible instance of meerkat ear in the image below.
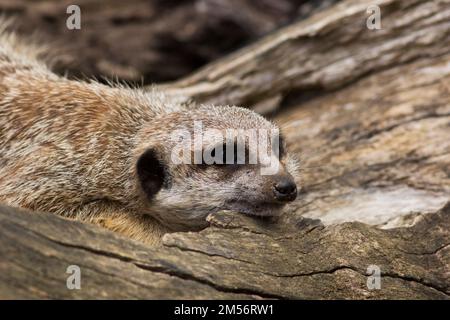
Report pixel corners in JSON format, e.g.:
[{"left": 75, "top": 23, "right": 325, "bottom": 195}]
[{"left": 136, "top": 149, "right": 166, "bottom": 200}]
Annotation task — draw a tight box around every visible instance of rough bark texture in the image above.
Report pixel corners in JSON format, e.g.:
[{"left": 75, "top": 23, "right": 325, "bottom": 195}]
[
  {"left": 0, "top": 203, "right": 449, "bottom": 299},
  {"left": 277, "top": 25, "right": 450, "bottom": 228},
  {"left": 1, "top": 0, "right": 450, "bottom": 299},
  {"left": 0, "top": 0, "right": 339, "bottom": 83}
]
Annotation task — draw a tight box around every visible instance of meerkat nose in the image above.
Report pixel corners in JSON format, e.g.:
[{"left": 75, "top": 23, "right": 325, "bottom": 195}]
[{"left": 273, "top": 176, "right": 297, "bottom": 202}]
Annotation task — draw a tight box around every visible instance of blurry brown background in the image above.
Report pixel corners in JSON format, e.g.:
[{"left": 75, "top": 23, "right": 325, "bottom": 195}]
[{"left": 0, "top": 0, "right": 339, "bottom": 83}]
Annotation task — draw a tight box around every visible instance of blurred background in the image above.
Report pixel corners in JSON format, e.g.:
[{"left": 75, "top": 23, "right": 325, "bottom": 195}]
[{"left": 0, "top": 0, "right": 339, "bottom": 83}]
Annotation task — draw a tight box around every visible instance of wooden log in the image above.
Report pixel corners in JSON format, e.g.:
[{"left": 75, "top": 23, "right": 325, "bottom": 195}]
[
  {"left": 0, "top": 0, "right": 449, "bottom": 299},
  {"left": 0, "top": 203, "right": 448, "bottom": 299}
]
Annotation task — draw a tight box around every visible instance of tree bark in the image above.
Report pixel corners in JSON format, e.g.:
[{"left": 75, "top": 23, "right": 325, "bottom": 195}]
[{"left": 1, "top": 0, "right": 450, "bottom": 299}]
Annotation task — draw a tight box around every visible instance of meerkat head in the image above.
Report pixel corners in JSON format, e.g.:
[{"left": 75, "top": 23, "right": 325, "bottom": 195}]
[{"left": 133, "top": 105, "right": 299, "bottom": 231}]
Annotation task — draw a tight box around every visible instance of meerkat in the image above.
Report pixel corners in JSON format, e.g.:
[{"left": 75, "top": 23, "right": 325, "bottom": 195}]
[{"left": 0, "top": 26, "right": 299, "bottom": 245}]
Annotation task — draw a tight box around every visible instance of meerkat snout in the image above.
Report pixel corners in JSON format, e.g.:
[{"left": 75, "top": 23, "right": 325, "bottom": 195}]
[{"left": 272, "top": 173, "right": 297, "bottom": 202}]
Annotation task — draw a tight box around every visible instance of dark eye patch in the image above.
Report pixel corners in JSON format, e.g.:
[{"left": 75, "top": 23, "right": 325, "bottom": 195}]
[{"left": 136, "top": 148, "right": 167, "bottom": 200}]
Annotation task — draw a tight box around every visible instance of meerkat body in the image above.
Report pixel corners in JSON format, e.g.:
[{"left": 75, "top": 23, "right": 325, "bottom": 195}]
[{"left": 0, "top": 28, "right": 298, "bottom": 245}]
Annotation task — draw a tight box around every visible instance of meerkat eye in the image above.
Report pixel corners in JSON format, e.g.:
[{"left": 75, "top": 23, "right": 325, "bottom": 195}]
[
  {"left": 223, "top": 142, "right": 251, "bottom": 165},
  {"left": 205, "top": 143, "right": 236, "bottom": 165}
]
